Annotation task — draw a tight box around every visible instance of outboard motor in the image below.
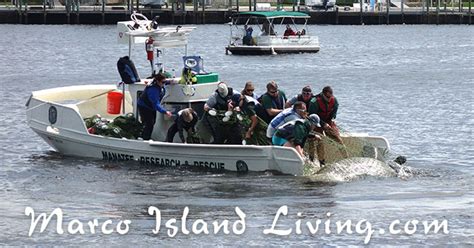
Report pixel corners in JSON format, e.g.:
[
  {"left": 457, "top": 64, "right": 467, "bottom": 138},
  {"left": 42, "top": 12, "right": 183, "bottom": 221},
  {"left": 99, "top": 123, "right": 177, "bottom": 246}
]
[{"left": 117, "top": 56, "right": 140, "bottom": 84}]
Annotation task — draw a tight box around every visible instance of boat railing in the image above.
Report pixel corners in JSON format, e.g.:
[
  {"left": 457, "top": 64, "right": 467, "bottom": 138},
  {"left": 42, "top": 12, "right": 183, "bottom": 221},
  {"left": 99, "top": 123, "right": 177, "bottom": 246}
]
[{"left": 254, "top": 35, "right": 319, "bottom": 46}]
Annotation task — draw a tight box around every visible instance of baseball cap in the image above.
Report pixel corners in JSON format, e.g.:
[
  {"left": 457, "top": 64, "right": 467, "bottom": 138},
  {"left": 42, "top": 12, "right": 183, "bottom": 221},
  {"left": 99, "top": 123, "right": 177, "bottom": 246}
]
[
  {"left": 217, "top": 83, "right": 228, "bottom": 98},
  {"left": 308, "top": 114, "right": 321, "bottom": 127}
]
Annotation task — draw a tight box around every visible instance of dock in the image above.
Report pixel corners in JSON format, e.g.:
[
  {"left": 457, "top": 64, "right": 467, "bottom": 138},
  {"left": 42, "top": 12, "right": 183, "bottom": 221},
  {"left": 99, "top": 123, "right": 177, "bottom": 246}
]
[{"left": 0, "top": 2, "right": 472, "bottom": 25}]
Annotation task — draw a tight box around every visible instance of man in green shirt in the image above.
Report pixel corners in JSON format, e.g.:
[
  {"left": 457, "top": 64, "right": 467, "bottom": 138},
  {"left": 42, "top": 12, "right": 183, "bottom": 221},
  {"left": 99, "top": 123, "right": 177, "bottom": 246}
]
[
  {"left": 272, "top": 114, "right": 321, "bottom": 158},
  {"left": 259, "top": 81, "right": 287, "bottom": 124}
]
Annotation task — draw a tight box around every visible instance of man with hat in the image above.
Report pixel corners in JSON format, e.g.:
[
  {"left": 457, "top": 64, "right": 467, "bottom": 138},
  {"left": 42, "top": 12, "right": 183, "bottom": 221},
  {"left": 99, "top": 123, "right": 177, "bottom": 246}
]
[
  {"left": 137, "top": 73, "right": 172, "bottom": 140},
  {"left": 203, "top": 82, "right": 242, "bottom": 144},
  {"left": 272, "top": 114, "right": 322, "bottom": 158},
  {"left": 166, "top": 108, "right": 198, "bottom": 143}
]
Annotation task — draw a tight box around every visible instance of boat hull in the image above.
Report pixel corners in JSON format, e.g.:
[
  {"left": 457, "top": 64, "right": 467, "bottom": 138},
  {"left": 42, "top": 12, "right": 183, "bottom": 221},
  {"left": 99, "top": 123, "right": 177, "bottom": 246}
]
[
  {"left": 25, "top": 86, "right": 304, "bottom": 175},
  {"left": 31, "top": 126, "right": 304, "bottom": 175},
  {"left": 25, "top": 84, "right": 390, "bottom": 176},
  {"left": 226, "top": 45, "right": 320, "bottom": 55}
]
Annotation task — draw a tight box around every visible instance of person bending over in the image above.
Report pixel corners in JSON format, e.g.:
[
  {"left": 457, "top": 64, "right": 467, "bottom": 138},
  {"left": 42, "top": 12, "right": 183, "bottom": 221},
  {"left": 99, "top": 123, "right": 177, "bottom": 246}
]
[
  {"left": 166, "top": 108, "right": 198, "bottom": 143},
  {"left": 272, "top": 114, "right": 322, "bottom": 158}
]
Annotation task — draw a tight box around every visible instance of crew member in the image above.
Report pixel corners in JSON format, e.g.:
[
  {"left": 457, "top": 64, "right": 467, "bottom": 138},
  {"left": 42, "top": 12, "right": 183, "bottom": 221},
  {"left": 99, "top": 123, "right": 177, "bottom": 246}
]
[
  {"left": 204, "top": 82, "right": 242, "bottom": 144},
  {"left": 272, "top": 114, "right": 322, "bottom": 158},
  {"left": 137, "top": 73, "right": 172, "bottom": 140},
  {"left": 166, "top": 108, "right": 198, "bottom": 143},
  {"left": 309, "top": 86, "right": 348, "bottom": 164},
  {"left": 283, "top": 24, "right": 296, "bottom": 38},
  {"left": 285, "top": 85, "right": 314, "bottom": 110},
  {"left": 266, "top": 101, "right": 307, "bottom": 138},
  {"left": 240, "top": 82, "right": 260, "bottom": 142},
  {"left": 259, "top": 81, "right": 287, "bottom": 124}
]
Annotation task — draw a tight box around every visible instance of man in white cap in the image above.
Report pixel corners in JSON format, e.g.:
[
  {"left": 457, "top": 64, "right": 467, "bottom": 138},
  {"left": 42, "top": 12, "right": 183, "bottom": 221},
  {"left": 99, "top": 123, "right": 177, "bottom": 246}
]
[
  {"left": 166, "top": 108, "right": 198, "bottom": 143},
  {"left": 203, "top": 82, "right": 242, "bottom": 144},
  {"left": 272, "top": 114, "right": 322, "bottom": 158}
]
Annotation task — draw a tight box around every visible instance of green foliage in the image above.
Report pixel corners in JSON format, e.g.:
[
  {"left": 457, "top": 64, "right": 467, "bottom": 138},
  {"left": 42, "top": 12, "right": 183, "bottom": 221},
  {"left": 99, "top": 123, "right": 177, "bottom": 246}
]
[
  {"left": 240, "top": 114, "right": 271, "bottom": 146},
  {"left": 84, "top": 113, "right": 143, "bottom": 139}
]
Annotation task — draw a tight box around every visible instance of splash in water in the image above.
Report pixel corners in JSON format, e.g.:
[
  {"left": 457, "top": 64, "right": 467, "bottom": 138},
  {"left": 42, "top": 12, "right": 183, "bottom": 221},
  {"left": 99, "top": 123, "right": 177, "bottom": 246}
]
[{"left": 304, "top": 156, "right": 413, "bottom": 182}]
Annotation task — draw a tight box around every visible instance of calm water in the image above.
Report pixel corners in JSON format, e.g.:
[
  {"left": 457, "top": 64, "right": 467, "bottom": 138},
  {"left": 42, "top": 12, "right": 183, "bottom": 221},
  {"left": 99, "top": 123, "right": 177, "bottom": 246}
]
[{"left": 0, "top": 24, "right": 473, "bottom": 246}]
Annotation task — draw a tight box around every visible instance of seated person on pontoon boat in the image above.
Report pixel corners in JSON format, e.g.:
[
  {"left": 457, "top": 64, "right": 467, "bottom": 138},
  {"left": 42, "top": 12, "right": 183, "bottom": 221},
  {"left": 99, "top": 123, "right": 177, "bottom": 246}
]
[
  {"left": 204, "top": 82, "right": 242, "bottom": 144},
  {"left": 243, "top": 27, "right": 256, "bottom": 46},
  {"left": 283, "top": 24, "right": 296, "bottom": 38},
  {"left": 166, "top": 108, "right": 198, "bottom": 143}
]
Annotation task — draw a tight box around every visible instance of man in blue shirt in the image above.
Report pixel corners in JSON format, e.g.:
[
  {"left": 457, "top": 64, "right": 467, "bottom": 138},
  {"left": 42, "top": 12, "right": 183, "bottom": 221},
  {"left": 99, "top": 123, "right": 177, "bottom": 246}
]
[{"left": 137, "top": 73, "right": 172, "bottom": 140}]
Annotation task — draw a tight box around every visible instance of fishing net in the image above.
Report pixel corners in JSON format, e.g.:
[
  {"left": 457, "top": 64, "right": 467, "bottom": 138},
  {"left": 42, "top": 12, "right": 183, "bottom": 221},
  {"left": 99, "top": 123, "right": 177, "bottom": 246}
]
[
  {"left": 239, "top": 114, "right": 271, "bottom": 145},
  {"left": 301, "top": 123, "right": 411, "bottom": 179}
]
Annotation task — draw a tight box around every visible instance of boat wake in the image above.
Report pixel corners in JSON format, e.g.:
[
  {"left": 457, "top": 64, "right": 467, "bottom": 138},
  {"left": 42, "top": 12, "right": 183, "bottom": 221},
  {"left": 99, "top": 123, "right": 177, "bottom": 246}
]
[{"left": 304, "top": 156, "right": 414, "bottom": 183}]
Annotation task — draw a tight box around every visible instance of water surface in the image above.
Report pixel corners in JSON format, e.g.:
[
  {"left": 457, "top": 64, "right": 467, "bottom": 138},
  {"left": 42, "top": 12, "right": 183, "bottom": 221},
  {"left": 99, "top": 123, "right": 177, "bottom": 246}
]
[{"left": 0, "top": 24, "right": 473, "bottom": 246}]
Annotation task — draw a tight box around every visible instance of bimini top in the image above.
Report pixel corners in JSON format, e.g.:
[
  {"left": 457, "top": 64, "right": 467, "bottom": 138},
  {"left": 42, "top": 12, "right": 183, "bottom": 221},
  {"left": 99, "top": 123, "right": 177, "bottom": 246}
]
[{"left": 234, "top": 11, "right": 310, "bottom": 19}]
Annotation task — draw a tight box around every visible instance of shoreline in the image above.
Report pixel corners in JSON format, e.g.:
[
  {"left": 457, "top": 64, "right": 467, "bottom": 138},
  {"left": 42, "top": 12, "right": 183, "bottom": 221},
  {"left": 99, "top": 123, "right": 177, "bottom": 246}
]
[{"left": 0, "top": 6, "right": 472, "bottom": 25}]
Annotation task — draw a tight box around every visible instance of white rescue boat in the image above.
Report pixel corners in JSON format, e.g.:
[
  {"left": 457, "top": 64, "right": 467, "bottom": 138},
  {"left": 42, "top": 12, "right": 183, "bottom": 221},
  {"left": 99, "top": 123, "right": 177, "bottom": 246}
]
[{"left": 26, "top": 13, "right": 389, "bottom": 176}]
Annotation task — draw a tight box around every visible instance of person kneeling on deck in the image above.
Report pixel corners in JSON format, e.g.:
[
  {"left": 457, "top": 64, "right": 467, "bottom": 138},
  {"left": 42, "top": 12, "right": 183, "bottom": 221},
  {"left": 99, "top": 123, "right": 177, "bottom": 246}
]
[
  {"left": 137, "top": 73, "right": 172, "bottom": 140},
  {"left": 166, "top": 108, "right": 198, "bottom": 143},
  {"left": 204, "top": 82, "right": 242, "bottom": 144},
  {"left": 272, "top": 114, "right": 321, "bottom": 158}
]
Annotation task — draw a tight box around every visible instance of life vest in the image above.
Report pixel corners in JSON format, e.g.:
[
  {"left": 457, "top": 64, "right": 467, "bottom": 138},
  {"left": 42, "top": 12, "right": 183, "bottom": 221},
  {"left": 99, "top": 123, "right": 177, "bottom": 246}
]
[
  {"left": 139, "top": 83, "right": 165, "bottom": 110},
  {"left": 214, "top": 87, "right": 236, "bottom": 111},
  {"left": 316, "top": 94, "right": 335, "bottom": 122},
  {"left": 179, "top": 67, "right": 196, "bottom": 84},
  {"left": 275, "top": 119, "right": 305, "bottom": 140}
]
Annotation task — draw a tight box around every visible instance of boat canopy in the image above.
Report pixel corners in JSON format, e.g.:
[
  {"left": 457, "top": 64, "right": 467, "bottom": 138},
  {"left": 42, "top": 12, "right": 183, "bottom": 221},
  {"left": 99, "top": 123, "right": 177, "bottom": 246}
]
[
  {"left": 233, "top": 11, "right": 310, "bottom": 19},
  {"left": 117, "top": 13, "right": 196, "bottom": 48}
]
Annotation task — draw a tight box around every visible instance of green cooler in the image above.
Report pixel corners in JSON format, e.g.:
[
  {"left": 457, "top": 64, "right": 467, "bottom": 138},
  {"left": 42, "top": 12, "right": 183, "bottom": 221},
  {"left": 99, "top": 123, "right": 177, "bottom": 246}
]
[{"left": 195, "top": 72, "right": 219, "bottom": 84}]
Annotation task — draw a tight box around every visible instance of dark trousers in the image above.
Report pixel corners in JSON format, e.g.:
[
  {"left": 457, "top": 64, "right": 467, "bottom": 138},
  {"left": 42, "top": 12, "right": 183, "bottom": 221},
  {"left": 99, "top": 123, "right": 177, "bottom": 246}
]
[
  {"left": 212, "top": 124, "right": 242, "bottom": 144},
  {"left": 138, "top": 106, "right": 156, "bottom": 140},
  {"left": 204, "top": 114, "right": 242, "bottom": 144},
  {"left": 166, "top": 123, "right": 179, "bottom": 142},
  {"left": 166, "top": 123, "right": 191, "bottom": 143}
]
